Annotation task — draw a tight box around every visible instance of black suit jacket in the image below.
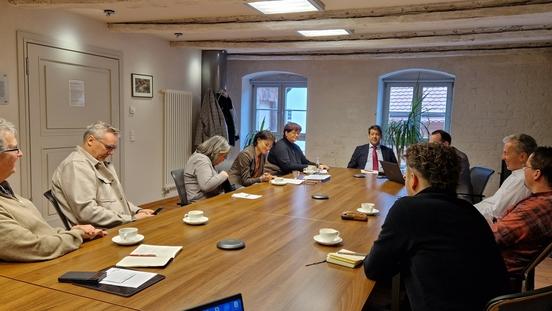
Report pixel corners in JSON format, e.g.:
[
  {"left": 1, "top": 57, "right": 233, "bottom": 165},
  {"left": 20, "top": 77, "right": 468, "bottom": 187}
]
[
  {"left": 347, "top": 144, "right": 397, "bottom": 169},
  {"left": 364, "top": 188, "right": 509, "bottom": 311}
]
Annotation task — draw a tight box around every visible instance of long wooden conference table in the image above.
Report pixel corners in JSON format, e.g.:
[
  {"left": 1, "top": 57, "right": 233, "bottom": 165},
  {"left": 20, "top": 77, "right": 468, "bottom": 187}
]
[{"left": 0, "top": 168, "right": 406, "bottom": 311}]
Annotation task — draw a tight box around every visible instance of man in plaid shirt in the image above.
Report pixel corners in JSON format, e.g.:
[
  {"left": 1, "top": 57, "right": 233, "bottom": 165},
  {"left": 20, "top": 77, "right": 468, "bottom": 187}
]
[{"left": 493, "top": 146, "right": 552, "bottom": 276}]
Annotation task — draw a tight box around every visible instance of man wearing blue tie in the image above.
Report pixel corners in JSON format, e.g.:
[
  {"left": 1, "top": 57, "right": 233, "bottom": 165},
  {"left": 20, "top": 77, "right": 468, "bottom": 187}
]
[{"left": 347, "top": 125, "right": 398, "bottom": 172}]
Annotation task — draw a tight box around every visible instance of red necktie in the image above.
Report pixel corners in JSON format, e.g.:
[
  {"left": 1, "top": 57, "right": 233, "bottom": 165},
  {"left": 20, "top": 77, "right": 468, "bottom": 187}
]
[{"left": 372, "top": 145, "right": 379, "bottom": 171}]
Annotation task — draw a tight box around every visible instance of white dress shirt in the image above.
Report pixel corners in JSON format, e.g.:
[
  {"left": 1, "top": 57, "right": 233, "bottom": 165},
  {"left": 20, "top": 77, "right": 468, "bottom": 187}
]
[
  {"left": 475, "top": 168, "right": 531, "bottom": 224},
  {"left": 364, "top": 144, "right": 385, "bottom": 173}
]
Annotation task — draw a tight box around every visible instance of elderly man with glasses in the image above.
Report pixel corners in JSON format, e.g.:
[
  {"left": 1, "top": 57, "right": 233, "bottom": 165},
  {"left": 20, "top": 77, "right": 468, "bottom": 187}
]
[
  {"left": 52, "top": 121, "right": 154, "bottom": 228},
  {"left": 0, "top": 118, "right": 106, "bottom": 262}
]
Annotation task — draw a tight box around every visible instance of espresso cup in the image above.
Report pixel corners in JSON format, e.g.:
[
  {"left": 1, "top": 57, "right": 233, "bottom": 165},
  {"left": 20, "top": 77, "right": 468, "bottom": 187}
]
[
  {"left": 185, "top": 210, "right": 204, "bottom": 220},
  {"left": 361, "top": 203, "right": 375, "bottom": 213},
  {"left": 319, "top": 228, "right": 339, "bottom": 242},
  {"left": 119, "top": 227, "right": 138, "bottom": 241}
]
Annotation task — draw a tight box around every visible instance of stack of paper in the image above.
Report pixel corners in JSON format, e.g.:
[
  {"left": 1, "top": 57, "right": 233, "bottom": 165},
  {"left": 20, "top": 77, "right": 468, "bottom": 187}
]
[
  {"left": 116, "top": 244, "right": 182, "bottom": 268},
  {"left": 326, "top": 249, "right": 366, "bottom": 268},
  {"left": 303, "top": 174, "right": 331, "bottom": 181},
  {"left": 231, "top": 192, "right": 263, "bottom": 199}
]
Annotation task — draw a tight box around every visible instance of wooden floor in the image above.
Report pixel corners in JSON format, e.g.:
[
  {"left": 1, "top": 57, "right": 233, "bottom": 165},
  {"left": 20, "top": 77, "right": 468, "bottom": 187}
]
[{"left": 535, "top": 257, "right": 552, "bottom": 288}]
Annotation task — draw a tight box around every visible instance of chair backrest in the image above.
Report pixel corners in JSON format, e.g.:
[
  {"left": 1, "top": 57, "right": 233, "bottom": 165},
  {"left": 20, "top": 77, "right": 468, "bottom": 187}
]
[
  {"left": 470, "top": 166, "right": 495, "bottom": 204},
  {"left": 521, "top": 240, "right": 552, "bottom": 292},
  {"left": 486, "top": 284, "right": 552, "bottom": 311},
  {"left": 171, "top": 169, "right": 189, "bottom": 206},
  {"left": 43, "top": 190, "right": 72, "bottom": 230}
]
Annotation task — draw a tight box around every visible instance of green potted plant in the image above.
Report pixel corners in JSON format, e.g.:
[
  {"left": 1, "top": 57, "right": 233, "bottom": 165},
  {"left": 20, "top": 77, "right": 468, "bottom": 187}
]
[
  {"left": 244, "top": 117, "right": 267, "bottom": 147},
  {"left": 384, "top": 84, "right": 430, "bottom": 166}
]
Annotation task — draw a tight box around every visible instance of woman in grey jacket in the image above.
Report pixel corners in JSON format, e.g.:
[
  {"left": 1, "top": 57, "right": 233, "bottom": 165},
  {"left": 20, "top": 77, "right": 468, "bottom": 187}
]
[
  {"left": 229, "top": 130, "right": 275, "bottom": 187},
  {"left": 184, "top": 136, "right": 231, "bottom": 202}
]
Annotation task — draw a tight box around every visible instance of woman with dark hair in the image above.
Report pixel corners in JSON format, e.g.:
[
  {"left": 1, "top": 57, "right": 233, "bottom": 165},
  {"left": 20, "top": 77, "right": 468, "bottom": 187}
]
[
  {"left": 229, "top": 130, "right": 275, "bottom": 186},
  {"left": 184, "top": 135, "right": 231, "bottom": 202},
  {"left": 267, "top": 122, "right": 329, "bottom": 176}
]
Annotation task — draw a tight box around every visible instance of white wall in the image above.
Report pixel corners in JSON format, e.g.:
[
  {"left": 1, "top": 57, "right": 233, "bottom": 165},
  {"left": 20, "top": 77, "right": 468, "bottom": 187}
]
[
  {"left": 227, "top": 51, "right": 552, "bottom": 194},
  {"left": 0, "top": 2, "right": 202, "bottom": 204}
]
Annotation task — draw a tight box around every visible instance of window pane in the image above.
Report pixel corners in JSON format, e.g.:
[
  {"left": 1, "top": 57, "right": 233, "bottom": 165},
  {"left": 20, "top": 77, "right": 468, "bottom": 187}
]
[
  {"left": 295, "top": 140, "right": 306, "bottom": 153},
  {"left": 256, "top": 110, "right": 277, "bottom": 131},
  {"left": 423, "top": 116, "right": 445, "bottom": 134},
  {"left": 389, "top": 86, "right": 414, "bottom": 112},
  {"left": 284, "top": 110, "right": 307, "bottom": 133},
  {"left": 422, "top": 86, "right": 447, "bottom": 113},
  {"left": 256, "top": 87, "right": 278, "bottom": 109},
  {"left": 285, "top": 87, "right": 307, "bottom": 110}
]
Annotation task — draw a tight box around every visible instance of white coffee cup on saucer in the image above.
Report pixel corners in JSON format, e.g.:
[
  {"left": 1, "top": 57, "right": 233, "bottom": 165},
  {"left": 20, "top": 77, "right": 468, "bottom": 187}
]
[
  {"left": 319, "top": 228, "right": 340, "bottom": 242},
  {"left": 184, "top": 210, "right": 204, "bottom": 220},
  {"left": 360, "top": 203, "right": 375, "bottom": 213},
  {"left": 118, "top": 227, "right": 138, "bottom": 241}
]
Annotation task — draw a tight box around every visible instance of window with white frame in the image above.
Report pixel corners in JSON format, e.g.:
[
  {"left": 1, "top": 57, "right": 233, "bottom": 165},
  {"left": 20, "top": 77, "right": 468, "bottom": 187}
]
[
  {"left": 251, "top": 73, "right": 308, "bottom": 151},
  {"left": 379, "top": 69, "right": 455, "bottom": 136}
]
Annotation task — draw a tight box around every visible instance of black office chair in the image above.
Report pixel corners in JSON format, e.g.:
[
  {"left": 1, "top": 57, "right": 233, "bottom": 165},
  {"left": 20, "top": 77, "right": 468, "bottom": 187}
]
[
  {"left": 170, "top": 168, "right": 189, "bottom": 206},
  {"left": 469, "top": 166, "right": 495, "bottom": 204},
  {"left": 512, "top": 240, "right": 552, "bottom": 292},
  {"left": 486, "top": 284, "right": 552, "bottom": 311},
  {"left": 43, "top": 190, "right": 72, "bottom": 230}
]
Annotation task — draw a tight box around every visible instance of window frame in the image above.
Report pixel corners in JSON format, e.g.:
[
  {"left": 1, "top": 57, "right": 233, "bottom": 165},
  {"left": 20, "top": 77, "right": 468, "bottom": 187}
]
[
  {"left": 251, "top": 80, "right": 308, "bottom": 143},
  {"left": 381, "top": 77, "right": 454, "bottom": 134}
]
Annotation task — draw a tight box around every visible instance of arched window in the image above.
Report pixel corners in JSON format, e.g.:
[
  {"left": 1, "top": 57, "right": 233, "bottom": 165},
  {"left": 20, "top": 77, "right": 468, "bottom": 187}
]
[
  {"left": 377, "top": 69, "right": 455, "bottom": 135},
  {"left": 249, "top": 72, "right": 308, "bottom": 151}
]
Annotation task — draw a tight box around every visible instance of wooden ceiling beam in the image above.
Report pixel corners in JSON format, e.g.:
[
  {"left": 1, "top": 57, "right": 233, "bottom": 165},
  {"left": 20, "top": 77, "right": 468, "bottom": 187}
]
[
  {"left": 169, "top": 29, "right": 552, "bottom": 52},
  {"left": 106, "top": 2, "right": 552, "bottom": 34}
]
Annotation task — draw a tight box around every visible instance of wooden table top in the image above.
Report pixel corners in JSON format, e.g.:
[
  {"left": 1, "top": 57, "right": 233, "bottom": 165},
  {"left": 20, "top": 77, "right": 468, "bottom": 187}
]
[
  {"left": 0, "top": 276, "right": 137, "bottom": 310},
  {"left": 0, "top": 168, "right": 405, "bottom": 311}
]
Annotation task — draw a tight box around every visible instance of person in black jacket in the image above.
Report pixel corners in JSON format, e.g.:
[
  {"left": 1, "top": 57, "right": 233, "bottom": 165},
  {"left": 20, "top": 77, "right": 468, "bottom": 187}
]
[
  {"left": 363, "top": 143, "right": 509, "bottom": 311},
  {"left": 347, "top": 125, "right": 397, "bottom": 172},
  {"left": 266, "top": 122, "right": 328, "bottom": 176}
]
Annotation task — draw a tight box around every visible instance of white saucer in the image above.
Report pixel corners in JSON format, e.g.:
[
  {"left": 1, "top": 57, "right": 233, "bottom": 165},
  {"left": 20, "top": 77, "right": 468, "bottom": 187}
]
[
  {"left": 313, "top": 235, "right": 343, "bottom": 246},
  {"left": 183, "top": 216, "right": 209, "bottom": 225},
  {"left": 357, "top": 207, "right": 380, "bottom": 215},
  {"left": 112, "top": 234, "right": 144, "bottom": 246},
  {"left": 271, "top": 180, "right": 287, "bottom": 186}
]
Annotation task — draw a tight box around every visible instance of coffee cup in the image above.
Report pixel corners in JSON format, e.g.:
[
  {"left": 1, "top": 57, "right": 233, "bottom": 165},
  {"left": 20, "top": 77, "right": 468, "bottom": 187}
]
[
  {"left": 185, "top": 210, "right": 204, "bottom": 220},
  {"left": 119, "top": 227, "right": 138, "bottom": 241},
  {"left": 361, "top": 203, "right": 375, "bottom": 213},
  {"left": 319, "top": 228, "right": 340, "bottom": 242}
]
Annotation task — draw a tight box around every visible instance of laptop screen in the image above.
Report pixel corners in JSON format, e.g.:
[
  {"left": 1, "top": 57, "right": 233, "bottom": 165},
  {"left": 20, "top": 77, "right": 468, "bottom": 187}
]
[{"left": 184, "top": 293, "right": 244, "bottom": 311}]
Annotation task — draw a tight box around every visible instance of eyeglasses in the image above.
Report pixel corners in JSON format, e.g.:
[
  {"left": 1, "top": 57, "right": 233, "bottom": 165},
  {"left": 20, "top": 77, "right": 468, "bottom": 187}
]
[
  {"left": 1, "top": 146, "right": 20, "bottom": 154},
  {"left": 94, "top": 137, "right": 117, "bottom": 151}
]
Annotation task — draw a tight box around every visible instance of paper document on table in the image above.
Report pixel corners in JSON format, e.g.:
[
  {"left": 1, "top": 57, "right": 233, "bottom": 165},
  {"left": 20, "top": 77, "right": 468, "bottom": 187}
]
[
  {"left": 116, "top": 244, "right": 182, "bottom": 268},
  {"left": 282, "top": 178, "right": 304, "bottom": 185},
  {"left": 100, "top": 268, "right": 157, "bottom": 288},
  {"left": 326, "top": 249, "right": 366, "bottom": 268},
  {"left": 303, "top": 174, "right": 331, "bottom": 181},
  {"left": 361, "top": 170, "right": 378, "bottom": 175},
  {"left": 231, "top": 192, "right": 262, "bottom": 199}
]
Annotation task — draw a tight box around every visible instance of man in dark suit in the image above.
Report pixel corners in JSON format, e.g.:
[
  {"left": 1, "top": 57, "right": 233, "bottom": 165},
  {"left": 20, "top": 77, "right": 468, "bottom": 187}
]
[
  {"left": 429, "top": 129, "right": 473, "bottom": 202},
  {"left": 363, "top": 143, "right": 509, "bottom": 311},
  {"left": 347, "top": 125, "right": 397, "bottom": 172}
]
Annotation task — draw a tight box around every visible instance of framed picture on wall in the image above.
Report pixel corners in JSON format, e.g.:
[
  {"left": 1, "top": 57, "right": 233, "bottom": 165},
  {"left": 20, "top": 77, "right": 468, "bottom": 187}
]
[{"left": 131, "top": 73, "right": 153, "bottom": 98}]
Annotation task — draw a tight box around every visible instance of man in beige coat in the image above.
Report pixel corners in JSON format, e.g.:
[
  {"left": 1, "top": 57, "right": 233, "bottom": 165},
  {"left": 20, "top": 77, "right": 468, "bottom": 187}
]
[
  {"left": 0, "top": 118, "right": 105, "bottom": 262},
  {"left": 52, "top": 121, "right": 154, "bottom": 228}
]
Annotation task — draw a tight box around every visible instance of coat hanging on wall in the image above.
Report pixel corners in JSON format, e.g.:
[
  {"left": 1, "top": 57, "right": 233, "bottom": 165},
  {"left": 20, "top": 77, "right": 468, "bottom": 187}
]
[
  {"left": 216, "top": 89, "right": 239, "bottom": 146},
  {"left": 194, "top": 89, "right": 229, "bottom": 147}
]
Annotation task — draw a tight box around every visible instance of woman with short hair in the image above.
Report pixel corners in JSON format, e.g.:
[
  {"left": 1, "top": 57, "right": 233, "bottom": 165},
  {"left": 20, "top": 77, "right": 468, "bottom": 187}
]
[
  {"left": 184, "top": 135, "right": 231, "bottom": 202},
  {"left": 267, "top": 122, "right": 329, "bottom": 176},
  {"left": 229, "top": 130, "right": 275, "bottom": 187}
]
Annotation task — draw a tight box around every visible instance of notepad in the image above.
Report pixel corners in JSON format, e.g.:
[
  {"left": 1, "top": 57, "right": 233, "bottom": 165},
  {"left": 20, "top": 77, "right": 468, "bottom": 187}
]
[
  {"left": 116, "top": 244, "right": 182, "bottom": 268},
  {"left": 231, "top": 192, "right": 262, "bottom": 199},
  {"left": 326, "top": 249, "right": 366, "bottom": 268},
  {"left": 100, "top": 268, "right": 157, "bottom": 288}
]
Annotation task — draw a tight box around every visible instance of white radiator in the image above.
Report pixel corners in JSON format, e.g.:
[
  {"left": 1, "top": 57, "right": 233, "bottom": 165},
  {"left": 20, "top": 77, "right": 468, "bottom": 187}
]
[{"left": 162, "top": 89, "right": 193, "bottom": 192}]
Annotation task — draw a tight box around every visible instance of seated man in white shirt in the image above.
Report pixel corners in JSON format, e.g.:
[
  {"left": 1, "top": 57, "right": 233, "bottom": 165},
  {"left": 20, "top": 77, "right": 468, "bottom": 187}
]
[{"left": 475, "top": 133, "right": 537, "bottom": 223}]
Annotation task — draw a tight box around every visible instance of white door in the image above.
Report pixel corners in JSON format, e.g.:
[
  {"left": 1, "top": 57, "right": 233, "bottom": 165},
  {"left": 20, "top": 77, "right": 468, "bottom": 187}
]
[{"left": 26, "top": 42, "right": 120, "bottom": 224}]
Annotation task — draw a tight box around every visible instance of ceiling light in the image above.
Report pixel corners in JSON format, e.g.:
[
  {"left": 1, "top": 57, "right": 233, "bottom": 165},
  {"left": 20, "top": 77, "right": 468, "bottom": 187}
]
[
  {"left": 298, "top": 29, "right": 351, "bottom": 37},
  {"left": 247, "top": 0, "right": 324, "bottom": 15}
]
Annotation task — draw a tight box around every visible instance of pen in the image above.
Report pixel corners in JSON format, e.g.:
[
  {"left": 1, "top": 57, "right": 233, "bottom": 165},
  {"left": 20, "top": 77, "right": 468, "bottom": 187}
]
[{"left": 129, "top": 254, "right": 157, "bottom": 257}]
